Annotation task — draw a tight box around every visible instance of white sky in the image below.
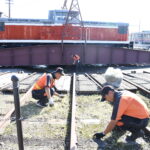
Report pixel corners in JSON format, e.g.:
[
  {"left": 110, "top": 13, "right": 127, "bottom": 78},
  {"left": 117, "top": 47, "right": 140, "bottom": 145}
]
[{"left": 0, "top": 0, "right": 150, "bottom": 33}]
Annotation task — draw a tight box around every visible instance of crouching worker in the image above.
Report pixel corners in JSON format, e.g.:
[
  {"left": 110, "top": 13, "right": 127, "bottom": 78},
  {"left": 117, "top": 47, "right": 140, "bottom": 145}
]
[
  {"left": 32, "top": 67, "right": 65, "bottom": 107},
  {"left": 93, "top": 86, "right": 150, "bottom": 142}
]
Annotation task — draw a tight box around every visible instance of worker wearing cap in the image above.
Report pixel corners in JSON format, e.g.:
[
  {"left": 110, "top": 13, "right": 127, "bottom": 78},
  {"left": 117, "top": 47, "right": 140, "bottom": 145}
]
[
  {"left": 32, "top": 67, "right": 65, "bottom": 107},
  {"left": 93, "top": 85, "right": 150, "bottom": 142}
]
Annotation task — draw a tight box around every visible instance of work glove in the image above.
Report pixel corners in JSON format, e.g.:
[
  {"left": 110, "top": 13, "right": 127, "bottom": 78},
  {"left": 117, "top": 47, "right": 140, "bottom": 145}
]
[
  {"left": 49, "top": 98, "right": 54, "bottom": 107},
  {"left": 59, "top": 94, "right": 65, "bottom": 99},
  {"left": 93, "top": 132, "right": 105, "bottom": 139}
]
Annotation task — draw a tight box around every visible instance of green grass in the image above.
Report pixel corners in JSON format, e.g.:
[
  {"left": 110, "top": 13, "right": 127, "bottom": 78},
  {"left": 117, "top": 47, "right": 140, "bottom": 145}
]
[
  {"left": 76, "top": 94, "right": 150, "bottom": 150},
  {"left": 1, "top": 93, "right": 150, "bottom": 150}
]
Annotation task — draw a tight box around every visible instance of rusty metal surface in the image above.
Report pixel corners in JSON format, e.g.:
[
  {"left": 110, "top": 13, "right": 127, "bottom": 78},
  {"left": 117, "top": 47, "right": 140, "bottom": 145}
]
[{"left": 0, "top": 44, "right": 150, "bottom": 66}]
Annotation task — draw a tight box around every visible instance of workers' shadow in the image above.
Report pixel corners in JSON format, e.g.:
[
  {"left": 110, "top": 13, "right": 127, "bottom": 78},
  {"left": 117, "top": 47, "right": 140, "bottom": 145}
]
[
  {"left": 10, "top": 101, "right": 42, "bottom": 121},
  {"left": 21, "top": 101, "right": 42, "bottom": 119},
  {"left": 93, "top": 130, "right": 143, "bottom": 150}
]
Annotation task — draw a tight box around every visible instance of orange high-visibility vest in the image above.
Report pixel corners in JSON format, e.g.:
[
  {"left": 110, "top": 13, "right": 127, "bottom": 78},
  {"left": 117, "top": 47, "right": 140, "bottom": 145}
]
[{"left": 32, "top": 73, "right": 55, "bottom": 90}]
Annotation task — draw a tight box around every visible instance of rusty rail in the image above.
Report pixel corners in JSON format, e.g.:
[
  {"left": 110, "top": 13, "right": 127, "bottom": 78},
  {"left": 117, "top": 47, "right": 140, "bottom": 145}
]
[
  {"left": 123, "top": 77, "right": 150, "bottom": 95},
  {"left": 70, "top": 73, "right": 77, "bottom": 150},
  {"left": 85, "top": 73, "right": 102, "bottom": 89},
  {"left": 123, "top": 72, "right": 150, "bottom": 83},
  {"left": 143, "top": 71, "right": 150, "bottom": 74}
]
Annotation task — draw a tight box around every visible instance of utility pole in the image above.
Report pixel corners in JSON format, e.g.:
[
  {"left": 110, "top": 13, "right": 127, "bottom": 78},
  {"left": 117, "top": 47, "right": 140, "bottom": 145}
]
[{"left": 6, "top": 0, "right": 13, "bottom": 18}]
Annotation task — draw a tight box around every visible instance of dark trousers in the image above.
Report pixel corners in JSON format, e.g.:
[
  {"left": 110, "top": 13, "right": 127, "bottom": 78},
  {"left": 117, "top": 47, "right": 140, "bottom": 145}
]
[
  {"left": 75, "top": 60, "right": 81, "bottom": 73},
  {"left": 118, "top": 115, "right": 149, "bottom": 133},
  {"left": 32, "top": 88, "right": 55, "bottom": 104}
]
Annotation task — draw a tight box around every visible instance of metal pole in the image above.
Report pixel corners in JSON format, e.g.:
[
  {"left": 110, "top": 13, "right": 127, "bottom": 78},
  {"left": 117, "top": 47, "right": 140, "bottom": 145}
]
[{"left": 11, "top": 75, "right": 24, "bottom": 150}]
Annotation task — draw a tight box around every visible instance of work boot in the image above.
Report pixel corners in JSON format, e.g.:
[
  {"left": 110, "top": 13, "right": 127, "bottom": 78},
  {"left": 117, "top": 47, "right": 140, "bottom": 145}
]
[
  {"left": 126, "top": 130, "right": 144, "bottom": 142},
  {"left": 36, "top": 101, "right": 47, "bottom": 107},
  {"left": 142, "top": 127, "right": 150, "bottom": 137}
]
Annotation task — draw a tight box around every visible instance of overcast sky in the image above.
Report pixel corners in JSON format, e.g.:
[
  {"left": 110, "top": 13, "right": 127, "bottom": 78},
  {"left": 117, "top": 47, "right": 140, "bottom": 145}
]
[{"left": 0, "top": 0, "right": 150, "bottom": 33}]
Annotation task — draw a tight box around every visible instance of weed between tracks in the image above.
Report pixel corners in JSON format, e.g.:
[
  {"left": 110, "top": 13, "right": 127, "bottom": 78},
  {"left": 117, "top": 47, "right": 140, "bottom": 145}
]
[
  {"left": 76, "top": 94, "right": 150, "bottom": 150},
  {"left": 0, "top": 95, "right": 70, "bottom": 150}
]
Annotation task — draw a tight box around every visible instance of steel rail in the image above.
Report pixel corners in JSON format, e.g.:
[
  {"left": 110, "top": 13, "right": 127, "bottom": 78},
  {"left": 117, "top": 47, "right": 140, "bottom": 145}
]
[
  {"left": 123, "top": 72, "right": 150, "bottom": 83},
  {"left": 70, "top": 73, "right": 77, "bottom": 150},
  {"left": 123, "top": 77, "right": 150, "bottom": 95},
  {"left": 143, "top": 71, "right": 150, "bottom": 74},
  {"left": 85, "top": 73, "right": 103, "bottom": 89}
]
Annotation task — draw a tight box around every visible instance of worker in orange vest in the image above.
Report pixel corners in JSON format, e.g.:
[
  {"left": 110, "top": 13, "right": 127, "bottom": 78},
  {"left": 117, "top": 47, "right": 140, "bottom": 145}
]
[
  {"left": 32, "top": 67, "right": 65, "bottom": 107},
  {"left": 93, "top": 85, "right": 150, "bottom": 142},
  {"left": 72, "top": 54, "right": 81, "bottom": 73}
]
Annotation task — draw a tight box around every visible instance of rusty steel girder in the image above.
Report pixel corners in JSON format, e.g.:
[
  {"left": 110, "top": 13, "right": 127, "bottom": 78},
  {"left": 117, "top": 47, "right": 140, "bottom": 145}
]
[{"left": 0, "top": 44, "right": 150, "bottom": 66}]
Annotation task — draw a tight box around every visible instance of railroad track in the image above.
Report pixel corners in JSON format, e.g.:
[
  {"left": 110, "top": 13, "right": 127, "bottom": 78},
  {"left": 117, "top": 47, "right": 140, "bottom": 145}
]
[
  {"left": 0, "top": 72, "right": 77, "bottom": 149},
  {"left": 122, "top": 72, "right": 150, "bottom": 96},
  {"left": 76, "top": 73, "right": 138, "bottom": 94},
  {"left": 0, "top": 70, "right": 150, "bottom": 150},
  {"left": 84, "top": 72, "right": 150, "bottom": 96}
]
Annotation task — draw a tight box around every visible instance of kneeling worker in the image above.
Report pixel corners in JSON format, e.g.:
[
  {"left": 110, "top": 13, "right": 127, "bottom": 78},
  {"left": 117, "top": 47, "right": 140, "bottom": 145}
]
[
  {"left": 32, "top": 67, "right": 65, "bottom": 107},
  {"left": 94, "top": 86, "right": 150, "bottom": 142}
]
